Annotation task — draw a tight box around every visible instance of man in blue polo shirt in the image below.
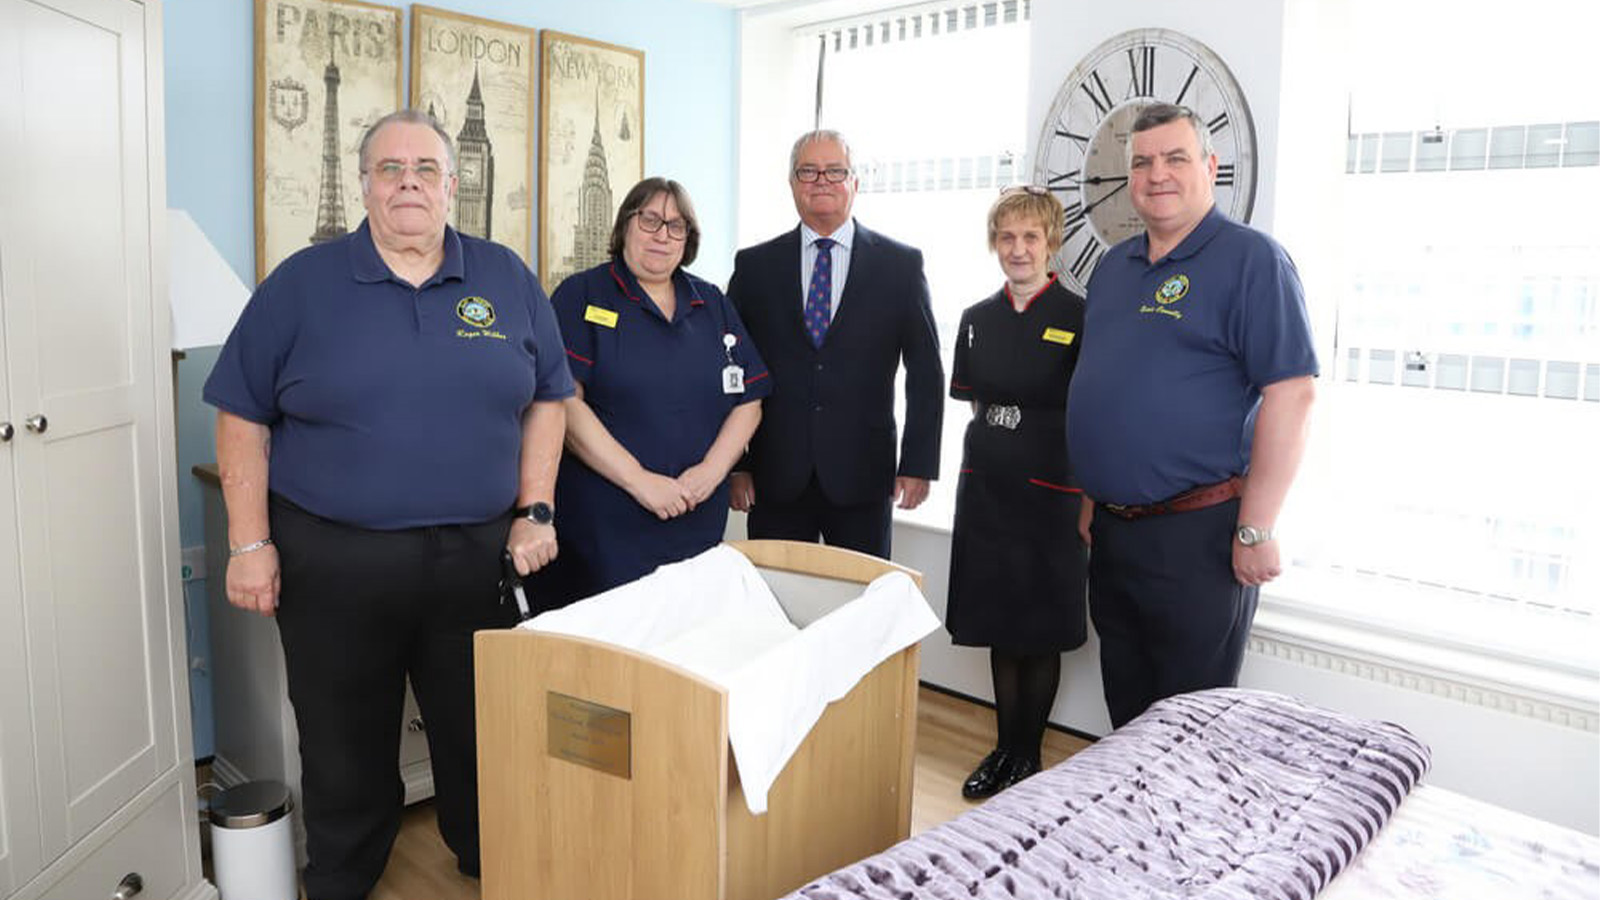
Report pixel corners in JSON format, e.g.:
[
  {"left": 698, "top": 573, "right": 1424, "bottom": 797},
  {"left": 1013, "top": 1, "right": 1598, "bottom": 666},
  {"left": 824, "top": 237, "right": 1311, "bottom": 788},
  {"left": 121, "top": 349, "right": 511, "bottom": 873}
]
[
  {"left": 1068, "top": 103, "right": 1317, "bottom": 729},
  {"left": 204, "top": 110, "right": 573, "bottom": 899}
]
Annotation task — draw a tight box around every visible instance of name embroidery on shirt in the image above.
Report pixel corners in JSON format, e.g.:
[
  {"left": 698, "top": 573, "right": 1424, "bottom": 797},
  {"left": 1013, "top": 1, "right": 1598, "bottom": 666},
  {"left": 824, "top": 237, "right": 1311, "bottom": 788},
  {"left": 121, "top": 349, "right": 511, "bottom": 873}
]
[
  {"left": 585, "top": 304, "right": 619, "bottom": 328},
  {"left": 1041, "top": 327, "right": 1076, "bottom": 346},
  {"left": 1139, "top": 274, "right": 1189, "bottom": 320}
]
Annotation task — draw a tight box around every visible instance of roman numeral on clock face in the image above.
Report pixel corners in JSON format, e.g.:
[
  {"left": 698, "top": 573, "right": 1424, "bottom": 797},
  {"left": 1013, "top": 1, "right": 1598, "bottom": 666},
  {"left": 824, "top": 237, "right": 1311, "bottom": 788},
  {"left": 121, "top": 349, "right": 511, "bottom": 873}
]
[
  {"left": 1080, "top": 71, "right": 1113, "bottom": 116},
  {"left": 1069, "top": 238, "right": 1104, "bottom": 281},
  {"left": 1047, "top": 169, "right": 1082, "bottom": 193},
  {"left": 1062, "top": 200, "right": 1087, "bottom": 243},
  {"left": 1208, "top": 112, "right": 1231, "bottom": 134},
  {"left": 1216, "top": 163, "right": 1236, "bottom": 186},
  {"left": 1126, "top": 46, "right": 1156, "bottom": 98}
]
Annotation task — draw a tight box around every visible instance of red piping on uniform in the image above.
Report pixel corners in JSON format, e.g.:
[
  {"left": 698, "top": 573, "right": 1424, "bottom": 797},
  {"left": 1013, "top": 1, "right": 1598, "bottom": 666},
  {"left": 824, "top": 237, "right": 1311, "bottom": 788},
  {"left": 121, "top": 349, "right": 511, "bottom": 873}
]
[
  {"left": 746, "top": 371, "right": 770, "bottom": 384},
  {"left": 960, "top": 468, "right": 973, "bottom": 474},
  {"left": 951, "top": 380, "right": 971, "bottom": 391},
  {"left": 609, "top": 263, "right": 642, "bottom": 304},
  {"left": 566, "top": 348, "right": 594, "bottom": 365},
  {"left": 1028, "top": 477, "right": 1081, "bottom": 494},
  {"left": 1004, "top": 272, "right": 1059, "bottom": 313}
]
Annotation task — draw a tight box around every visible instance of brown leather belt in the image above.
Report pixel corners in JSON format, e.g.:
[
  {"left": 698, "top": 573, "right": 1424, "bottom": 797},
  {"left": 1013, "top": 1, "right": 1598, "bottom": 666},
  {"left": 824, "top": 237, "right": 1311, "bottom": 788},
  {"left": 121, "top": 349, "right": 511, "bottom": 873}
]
[{"left": 1098, "top": 476, "right": 1244, "bottom": 521}]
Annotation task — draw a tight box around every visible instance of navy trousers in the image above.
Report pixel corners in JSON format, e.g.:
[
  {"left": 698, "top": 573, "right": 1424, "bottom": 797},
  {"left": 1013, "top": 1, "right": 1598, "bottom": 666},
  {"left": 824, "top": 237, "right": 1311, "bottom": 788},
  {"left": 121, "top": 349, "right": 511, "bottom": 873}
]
[
  {"left": 271, "top": 495, "right": 514, "bottom": 900},
  {"left": 746, "top": 474, "right": 894, "bottom": 559},
  {"left": 1088, "top": 498, "right": 1259, "bottom": 729}
]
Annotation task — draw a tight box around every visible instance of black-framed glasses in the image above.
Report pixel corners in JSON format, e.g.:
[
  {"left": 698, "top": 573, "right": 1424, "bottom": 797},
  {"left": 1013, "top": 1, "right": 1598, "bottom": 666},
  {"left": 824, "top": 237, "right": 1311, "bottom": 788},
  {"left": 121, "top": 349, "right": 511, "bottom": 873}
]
[
  {"left": 634, "top": 210, "right": 689, "bottom": 240},
  {"left": 793, "top": 165, "right": 853, "bottom": 184},
  {"left": 998, "top": 184, "right": 1050, "bottom": 196},
  {"left": 365, "top": 160, "right": 449, "bottom": 185}
]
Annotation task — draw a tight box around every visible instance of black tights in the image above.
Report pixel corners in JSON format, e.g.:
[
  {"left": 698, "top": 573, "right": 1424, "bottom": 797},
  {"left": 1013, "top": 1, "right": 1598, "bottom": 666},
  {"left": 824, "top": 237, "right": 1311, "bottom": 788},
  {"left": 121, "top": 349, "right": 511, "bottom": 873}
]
[{"left": 990, "top": 649, "right": 1061, "bottom": 765}]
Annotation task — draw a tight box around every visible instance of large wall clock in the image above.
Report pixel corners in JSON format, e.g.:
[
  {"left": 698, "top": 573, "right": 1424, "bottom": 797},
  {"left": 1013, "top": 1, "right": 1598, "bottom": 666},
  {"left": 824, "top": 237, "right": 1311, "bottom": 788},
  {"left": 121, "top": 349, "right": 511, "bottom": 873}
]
[{"left": 1033, "top": 28, "right": 1258, "bottom": 293}]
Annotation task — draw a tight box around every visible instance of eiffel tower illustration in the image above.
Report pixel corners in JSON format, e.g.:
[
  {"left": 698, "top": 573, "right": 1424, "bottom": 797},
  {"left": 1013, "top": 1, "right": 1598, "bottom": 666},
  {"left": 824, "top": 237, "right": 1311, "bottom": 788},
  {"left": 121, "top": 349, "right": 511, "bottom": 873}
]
[{"left": 310, "top": 41, "right": 348, "bottom": 244}]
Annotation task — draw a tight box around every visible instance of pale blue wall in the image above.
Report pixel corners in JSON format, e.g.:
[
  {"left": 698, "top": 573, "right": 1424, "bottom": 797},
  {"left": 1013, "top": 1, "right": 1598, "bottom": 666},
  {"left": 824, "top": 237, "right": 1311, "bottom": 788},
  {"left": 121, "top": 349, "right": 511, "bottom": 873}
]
[{"left": 163, "top": 0, "right": 739, "bottom": 757}]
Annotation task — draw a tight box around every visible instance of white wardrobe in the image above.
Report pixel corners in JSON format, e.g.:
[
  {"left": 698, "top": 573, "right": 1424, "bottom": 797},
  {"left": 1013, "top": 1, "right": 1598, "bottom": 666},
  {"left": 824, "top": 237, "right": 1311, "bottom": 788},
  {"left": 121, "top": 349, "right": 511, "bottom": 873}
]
[{"left": 0, "top": 1, "right": 211, "bottom": 899}]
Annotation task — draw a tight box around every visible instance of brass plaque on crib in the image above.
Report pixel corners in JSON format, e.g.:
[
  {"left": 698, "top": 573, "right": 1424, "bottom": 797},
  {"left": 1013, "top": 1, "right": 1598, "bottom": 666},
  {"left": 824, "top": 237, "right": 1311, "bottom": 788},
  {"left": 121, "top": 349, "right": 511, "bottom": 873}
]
[{"left": 547, "top": 691, "right": 632, "bottom": 779}]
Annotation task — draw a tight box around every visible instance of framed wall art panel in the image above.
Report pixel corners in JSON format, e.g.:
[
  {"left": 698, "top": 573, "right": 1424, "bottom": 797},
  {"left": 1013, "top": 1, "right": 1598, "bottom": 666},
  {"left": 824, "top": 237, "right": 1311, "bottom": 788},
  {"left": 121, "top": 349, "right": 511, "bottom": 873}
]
[
  {"left": 255, "top": 0, "right": 403, "bottom": 282},
  {"left": 410, "top": 5, "right": 537, "bottom": 264},
  {"left": 538, "top": 30, "right": 644, "bottom": 289}
]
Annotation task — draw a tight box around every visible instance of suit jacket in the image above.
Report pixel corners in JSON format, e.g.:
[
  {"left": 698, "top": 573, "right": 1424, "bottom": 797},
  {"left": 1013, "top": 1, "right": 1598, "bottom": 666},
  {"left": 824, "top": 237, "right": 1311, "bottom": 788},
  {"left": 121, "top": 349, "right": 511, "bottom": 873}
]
[{"left": 728, "top": 220, "right": 943, "bottom": 506}]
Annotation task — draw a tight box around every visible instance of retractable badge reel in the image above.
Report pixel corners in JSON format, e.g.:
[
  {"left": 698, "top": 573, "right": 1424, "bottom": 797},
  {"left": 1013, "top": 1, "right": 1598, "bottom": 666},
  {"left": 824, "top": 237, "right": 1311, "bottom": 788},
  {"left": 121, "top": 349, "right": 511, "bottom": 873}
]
[{"left": 721, "top": 333, "right": 745, "bottom": 394}]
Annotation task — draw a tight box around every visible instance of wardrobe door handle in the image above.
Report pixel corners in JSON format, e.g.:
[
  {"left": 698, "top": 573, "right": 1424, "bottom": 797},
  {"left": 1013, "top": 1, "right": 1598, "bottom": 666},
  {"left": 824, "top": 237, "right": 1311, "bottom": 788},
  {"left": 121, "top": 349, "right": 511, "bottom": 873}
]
[
  {"left": 0, "top": 422, "right": 12, "bottom": 442},
  {"left": 24, "top": 414, "right": 46, "bottom": 434},
  {"left": 112, "top": 872, "right": 144, "bottom": 899}
]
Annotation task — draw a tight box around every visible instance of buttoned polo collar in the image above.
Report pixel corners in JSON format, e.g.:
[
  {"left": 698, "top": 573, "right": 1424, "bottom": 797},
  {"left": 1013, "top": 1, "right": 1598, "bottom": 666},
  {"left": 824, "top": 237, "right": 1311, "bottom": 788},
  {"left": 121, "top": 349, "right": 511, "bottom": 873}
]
[
  {"left": 348, "top": 218, "right": 466, "bottom": 287},
  {"left": 1129, "top": 204, "right": 1227, "bottom": 267}
]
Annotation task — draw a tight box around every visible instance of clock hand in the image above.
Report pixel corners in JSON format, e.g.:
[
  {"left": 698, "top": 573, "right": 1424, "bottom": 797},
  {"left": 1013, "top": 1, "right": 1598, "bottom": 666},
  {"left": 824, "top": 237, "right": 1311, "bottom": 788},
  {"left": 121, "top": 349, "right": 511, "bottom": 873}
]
[
  {"left": 1079, "top": 174, "right": 1129, "bottom": 186},
  {"left": 1082, "top": 182, "right": 1127, "bottom": 215}
]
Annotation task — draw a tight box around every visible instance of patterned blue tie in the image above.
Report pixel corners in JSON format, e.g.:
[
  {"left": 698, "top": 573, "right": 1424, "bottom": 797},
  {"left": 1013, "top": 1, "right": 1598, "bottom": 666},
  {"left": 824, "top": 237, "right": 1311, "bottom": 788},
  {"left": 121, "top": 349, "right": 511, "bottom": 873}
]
[{"left": 805, "top": 237, "right": 835, "bottom": 348}]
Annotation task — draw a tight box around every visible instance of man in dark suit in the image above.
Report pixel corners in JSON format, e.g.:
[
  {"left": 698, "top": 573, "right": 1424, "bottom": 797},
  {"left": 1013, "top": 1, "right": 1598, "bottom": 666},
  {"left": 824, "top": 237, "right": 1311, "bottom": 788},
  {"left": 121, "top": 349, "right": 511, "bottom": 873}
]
[{"left": 727, "top": 130, "right": 943, "bottom": 558}]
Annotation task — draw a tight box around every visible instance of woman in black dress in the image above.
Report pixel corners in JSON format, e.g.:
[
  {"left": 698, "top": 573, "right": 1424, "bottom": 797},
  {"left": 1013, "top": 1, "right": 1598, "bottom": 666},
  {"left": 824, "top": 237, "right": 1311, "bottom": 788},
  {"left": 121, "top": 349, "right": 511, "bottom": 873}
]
[{"left": 947, "top": 186, "right": 1088, "bottom": 799}]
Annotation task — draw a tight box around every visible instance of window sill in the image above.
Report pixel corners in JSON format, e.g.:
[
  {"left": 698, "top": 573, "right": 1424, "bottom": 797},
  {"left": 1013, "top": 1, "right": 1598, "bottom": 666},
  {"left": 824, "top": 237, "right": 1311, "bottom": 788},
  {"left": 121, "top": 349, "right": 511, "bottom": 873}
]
[{"left": 1259, "top": 567, "right": 1599, "bottom": 713}]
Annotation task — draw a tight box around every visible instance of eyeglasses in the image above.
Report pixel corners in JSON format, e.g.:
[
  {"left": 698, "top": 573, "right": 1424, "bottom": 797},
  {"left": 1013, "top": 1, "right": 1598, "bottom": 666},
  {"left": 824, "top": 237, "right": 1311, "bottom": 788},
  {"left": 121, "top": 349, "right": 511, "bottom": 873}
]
[
  {"left": 999, "top": 184, "right": 1050, "bottom": 196},
  {"left": 793, "top": 165, "right": 853, "bottom": 184},
  {"left": 365, "top": 161, "right": 449, "bottom": 185},
  {"left": 634, "top": 210, "right": 689, "bottom": 240}
]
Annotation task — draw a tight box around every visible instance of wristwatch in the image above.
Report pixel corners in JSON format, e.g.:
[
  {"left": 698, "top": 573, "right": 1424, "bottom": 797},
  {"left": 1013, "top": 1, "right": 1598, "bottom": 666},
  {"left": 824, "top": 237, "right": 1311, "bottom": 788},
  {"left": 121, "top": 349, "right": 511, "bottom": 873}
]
[
  {"left": 515, "top": 502, "right": 554, "bottom": 525},
  {"left": 1236, "top": 525, "right": 1274, "bottom": 546}
]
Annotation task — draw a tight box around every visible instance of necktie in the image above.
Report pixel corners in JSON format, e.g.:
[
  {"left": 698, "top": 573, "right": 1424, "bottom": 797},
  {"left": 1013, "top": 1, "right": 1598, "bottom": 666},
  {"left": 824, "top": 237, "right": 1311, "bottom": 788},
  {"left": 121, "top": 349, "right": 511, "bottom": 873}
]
[{"left": 805, "top": 237, "right": 835, "bottom": 348}]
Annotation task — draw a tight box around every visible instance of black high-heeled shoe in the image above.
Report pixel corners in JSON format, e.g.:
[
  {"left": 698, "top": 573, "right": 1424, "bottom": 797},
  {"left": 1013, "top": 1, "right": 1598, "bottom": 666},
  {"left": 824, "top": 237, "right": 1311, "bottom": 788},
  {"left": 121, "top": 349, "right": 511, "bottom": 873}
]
[
  {"left": 961, "top": 749, "right": 1012, "bottom": 799},
  {"left": 992, "top": 754, "right": 1041, "bottom": 793}
]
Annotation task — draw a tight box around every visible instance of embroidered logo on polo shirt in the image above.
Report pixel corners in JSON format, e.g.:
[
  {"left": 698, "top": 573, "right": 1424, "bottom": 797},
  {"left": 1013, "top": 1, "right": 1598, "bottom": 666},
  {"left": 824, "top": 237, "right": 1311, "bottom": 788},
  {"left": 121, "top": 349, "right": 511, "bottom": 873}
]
[
  {"left": 457, "top": 296, "right": 496, "bottom": 328},
  {"left": 1140, "top": 274, "right": 1189, "bottom": 321}
]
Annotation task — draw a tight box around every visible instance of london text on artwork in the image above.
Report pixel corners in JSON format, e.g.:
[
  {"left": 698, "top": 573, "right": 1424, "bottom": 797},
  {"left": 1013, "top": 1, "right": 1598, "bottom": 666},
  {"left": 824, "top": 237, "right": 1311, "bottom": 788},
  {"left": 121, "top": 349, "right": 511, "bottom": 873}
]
[
  {"left": 273, "top": 2, "right": 392, "bottom": 59},
  {"left": 425, "top": 26, "right": 525, "bottom": 69}
]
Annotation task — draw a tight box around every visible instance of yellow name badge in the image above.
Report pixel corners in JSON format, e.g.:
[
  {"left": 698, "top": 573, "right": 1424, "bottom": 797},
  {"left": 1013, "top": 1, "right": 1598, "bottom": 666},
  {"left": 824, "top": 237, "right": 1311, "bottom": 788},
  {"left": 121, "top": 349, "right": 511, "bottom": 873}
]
[
  {"left": 1042, "top": 327, "right": 1076, "bottom": 346},
  {"left": 584, "top": 305, "right": 619, "bottom": 328}
]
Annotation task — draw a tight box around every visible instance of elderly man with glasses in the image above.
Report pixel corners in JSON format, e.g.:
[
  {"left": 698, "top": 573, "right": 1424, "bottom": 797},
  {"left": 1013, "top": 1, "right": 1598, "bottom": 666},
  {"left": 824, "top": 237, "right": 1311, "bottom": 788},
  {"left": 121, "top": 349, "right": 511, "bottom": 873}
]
[
  {"left": 204, "top": 109, "right": 573, "bottom": 899},
  {"left": 726, "top": 129, "right": 944, "bottom": 559}
]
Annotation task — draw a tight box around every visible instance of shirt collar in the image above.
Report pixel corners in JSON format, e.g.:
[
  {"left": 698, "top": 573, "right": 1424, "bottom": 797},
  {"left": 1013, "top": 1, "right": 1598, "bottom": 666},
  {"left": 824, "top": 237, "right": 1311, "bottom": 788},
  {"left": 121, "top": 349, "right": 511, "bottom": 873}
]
[
  {"left": 1130, "top": 204, "right": 1226, "bottom": 266},
  {"left": 800, "top": 218, "right": 855, "bottom": 251},
  {"left": 349, "top": 218, "right": 465, "bottom": 286},
  {"left": 609, "top": 261, "right": 703, "bottom": 308}
]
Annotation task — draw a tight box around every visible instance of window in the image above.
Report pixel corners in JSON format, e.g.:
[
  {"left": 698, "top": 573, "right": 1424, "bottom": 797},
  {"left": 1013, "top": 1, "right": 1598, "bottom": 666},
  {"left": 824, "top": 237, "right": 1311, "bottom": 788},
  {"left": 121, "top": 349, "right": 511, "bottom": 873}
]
[
  {"left": 794, "top": 1, "right": 1032, "bottom": 527},
  {"left": 1275, "top": 0, "right": 1599, "bottom": 672}
]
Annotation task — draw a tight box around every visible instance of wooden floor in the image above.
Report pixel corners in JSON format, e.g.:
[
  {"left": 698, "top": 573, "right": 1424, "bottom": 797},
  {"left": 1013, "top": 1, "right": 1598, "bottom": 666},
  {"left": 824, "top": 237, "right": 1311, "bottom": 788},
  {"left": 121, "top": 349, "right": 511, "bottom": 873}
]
[{"left": 349, "top": 687, "right": 1090, "bottom": 900}]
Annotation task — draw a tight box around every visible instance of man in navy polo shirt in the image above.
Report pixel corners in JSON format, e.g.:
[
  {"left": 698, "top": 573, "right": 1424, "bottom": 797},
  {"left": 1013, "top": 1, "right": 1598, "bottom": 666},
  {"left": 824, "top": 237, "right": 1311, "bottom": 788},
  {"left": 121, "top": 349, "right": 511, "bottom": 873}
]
[
  {"left": 204, "top": 110, "right": 573, "bottom": 899},
  {"left": 1067, "top": 103, "right": 1317, "bottom": 729}
]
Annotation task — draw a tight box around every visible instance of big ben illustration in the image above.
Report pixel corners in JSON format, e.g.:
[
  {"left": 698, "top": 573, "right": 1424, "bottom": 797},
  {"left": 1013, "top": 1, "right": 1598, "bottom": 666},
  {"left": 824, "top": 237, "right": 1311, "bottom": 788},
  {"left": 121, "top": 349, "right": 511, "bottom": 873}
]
[{"left": 455, "top": 65, "right": 494, "bottom": 239}]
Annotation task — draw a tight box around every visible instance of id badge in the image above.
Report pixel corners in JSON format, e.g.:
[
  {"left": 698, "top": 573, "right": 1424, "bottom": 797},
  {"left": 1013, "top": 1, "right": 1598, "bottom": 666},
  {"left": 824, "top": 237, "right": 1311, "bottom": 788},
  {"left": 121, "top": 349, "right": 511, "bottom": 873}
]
[{"left": 722, "top": 365, "right": 745, "bottom": 394}]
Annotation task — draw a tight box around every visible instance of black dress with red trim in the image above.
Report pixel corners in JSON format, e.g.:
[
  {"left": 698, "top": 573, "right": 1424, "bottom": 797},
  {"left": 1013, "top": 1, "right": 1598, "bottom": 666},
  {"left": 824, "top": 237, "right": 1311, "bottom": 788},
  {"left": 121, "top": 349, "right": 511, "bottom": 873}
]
[{"left": 945, "top": 274, "right": 1088, "bottom": 652}]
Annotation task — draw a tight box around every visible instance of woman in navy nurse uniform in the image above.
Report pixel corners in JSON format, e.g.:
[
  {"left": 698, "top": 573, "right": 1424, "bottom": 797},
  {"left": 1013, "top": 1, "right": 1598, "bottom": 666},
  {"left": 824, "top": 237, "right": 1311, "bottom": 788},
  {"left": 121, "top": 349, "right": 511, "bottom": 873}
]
[{"left": 533, "top": 177, "right": 771, "bottom": 608}]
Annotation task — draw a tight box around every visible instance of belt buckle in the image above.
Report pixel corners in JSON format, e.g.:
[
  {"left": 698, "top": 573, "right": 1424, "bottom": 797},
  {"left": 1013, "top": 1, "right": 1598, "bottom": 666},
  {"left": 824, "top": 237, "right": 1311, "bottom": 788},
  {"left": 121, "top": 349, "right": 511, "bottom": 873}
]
[{"left": 985, "top": 404, "right": 1021, "bottom": 430}]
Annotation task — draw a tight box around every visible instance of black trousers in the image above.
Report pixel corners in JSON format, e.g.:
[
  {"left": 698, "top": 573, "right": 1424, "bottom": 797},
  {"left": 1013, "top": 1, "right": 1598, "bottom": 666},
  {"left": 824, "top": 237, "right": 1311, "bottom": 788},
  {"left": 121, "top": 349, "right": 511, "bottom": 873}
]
[
  {"left": 1088, "top": 498, "right": 1259, "bottom": 729},
  {"left": 746, "top": 474, "right": 893, "bottom": 559},
  {"left": 271, "top": 495, "right": 515, "bottom": 900}
]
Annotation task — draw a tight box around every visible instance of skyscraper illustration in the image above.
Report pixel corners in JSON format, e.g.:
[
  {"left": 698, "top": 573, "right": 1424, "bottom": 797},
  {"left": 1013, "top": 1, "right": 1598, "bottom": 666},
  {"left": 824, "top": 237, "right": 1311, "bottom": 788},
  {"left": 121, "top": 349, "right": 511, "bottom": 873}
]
[
  {"left": 310, "top": 43, "right": 348, "bottom": 244},
  {"left": 560, "top": 105, "right": 613, "bottom": 280},
  {"left": 454, "top": 65, "right": 494, "bottom": 239}
]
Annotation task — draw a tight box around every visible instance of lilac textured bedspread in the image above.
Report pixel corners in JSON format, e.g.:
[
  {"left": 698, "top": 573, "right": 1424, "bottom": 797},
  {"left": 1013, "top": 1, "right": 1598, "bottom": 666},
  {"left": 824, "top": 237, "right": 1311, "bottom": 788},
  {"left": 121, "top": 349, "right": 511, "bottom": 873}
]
[{"left": 787, "top": 689, "right": 1431, "bottom": 900}]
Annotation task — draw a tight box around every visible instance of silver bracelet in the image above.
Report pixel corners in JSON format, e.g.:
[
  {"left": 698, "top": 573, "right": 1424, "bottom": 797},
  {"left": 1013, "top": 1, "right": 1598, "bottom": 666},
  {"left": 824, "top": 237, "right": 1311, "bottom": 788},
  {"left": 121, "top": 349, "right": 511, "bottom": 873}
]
[{"left": 229, "top": 538, "right": 273, "bottom": 557}]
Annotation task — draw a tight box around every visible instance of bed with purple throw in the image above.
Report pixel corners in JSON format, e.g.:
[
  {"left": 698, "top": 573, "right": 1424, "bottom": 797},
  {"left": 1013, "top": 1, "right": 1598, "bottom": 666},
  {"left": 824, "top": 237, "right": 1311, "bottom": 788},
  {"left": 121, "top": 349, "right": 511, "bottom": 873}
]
[{"left": 785, "top": 689, "right": 1431, "bottom": 900}]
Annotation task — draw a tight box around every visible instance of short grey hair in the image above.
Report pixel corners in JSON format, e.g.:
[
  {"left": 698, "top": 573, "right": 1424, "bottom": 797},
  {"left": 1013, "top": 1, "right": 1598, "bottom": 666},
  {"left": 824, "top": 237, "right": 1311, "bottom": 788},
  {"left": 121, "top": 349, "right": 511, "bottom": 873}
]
[
  {"left": 358, "top": 109, "right": 457, "bottom": 173},
  {"left": 788, "top": 129, "right": 854, "bottom": 177},
  {"left": 1128, "top": 103, "right": 1214, "bottom": 164}
]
